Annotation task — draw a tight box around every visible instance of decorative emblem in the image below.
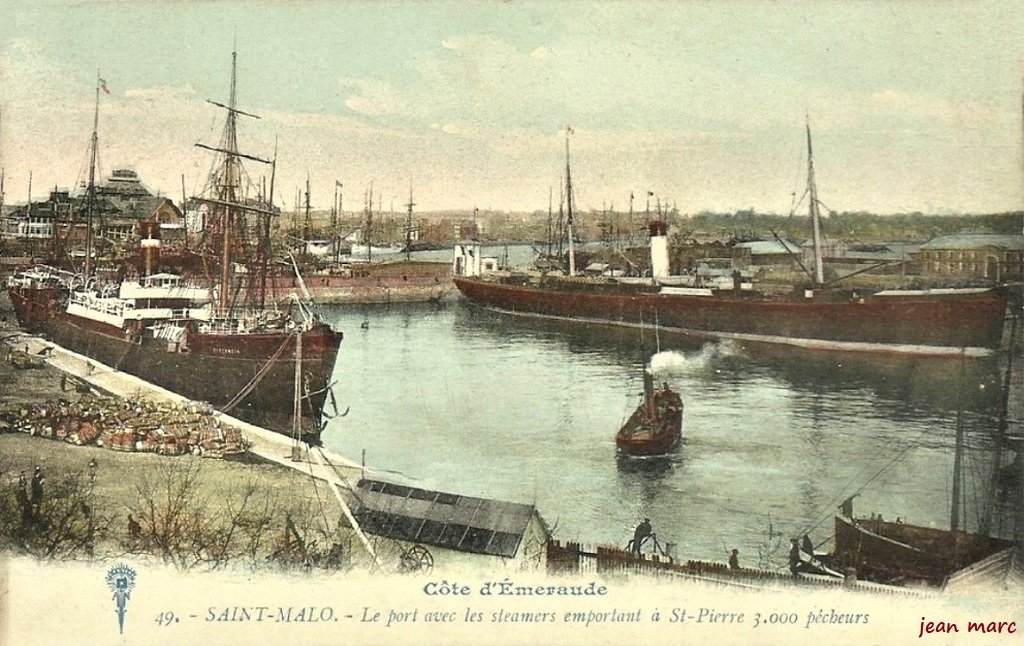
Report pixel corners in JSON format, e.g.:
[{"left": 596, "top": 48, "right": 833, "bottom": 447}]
[{"left": 105, "top": 563, "right": 137, "bottom": 635}]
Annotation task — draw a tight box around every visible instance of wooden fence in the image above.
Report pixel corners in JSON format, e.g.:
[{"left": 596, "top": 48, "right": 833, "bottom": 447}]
[{"left": 546, "top": 539, "right": 931, "bottom": 597}]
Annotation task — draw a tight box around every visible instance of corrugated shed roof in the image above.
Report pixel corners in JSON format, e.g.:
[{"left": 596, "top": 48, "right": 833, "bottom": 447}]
[
  {"left": 350, "top": 479, "right": 538, "bottom": 558},
  {"left": 920, "top": 234, "right": 1023, "bottom": 251}
]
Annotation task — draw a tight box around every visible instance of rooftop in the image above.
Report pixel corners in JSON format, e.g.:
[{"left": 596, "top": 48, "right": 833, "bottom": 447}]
[
  {"left": 920, "top": 233, "right": 1023, "bottom": 251},
  {"left": 349, "top": 478, "right": 542, "bottom": 558}
]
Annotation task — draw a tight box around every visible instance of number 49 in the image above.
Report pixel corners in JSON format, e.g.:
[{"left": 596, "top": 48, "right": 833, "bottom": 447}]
[{"left": 154, "top": 611, "right": 177, "bottom": 626}]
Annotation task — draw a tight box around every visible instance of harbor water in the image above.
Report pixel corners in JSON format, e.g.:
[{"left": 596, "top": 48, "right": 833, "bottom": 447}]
[{"left": 321, "top": 298, "right": 1016, "bottom": 568}]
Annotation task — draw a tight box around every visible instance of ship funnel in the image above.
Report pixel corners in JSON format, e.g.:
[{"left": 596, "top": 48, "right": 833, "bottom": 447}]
[
  {"left": 139, "top": 220, "right": 161, "bottom": 276},
  {"left": 648, "top": 220, "right": 669, "bottom": 280},
  {"left": 453, "top": 243, "right": 482, "bottom": 277}
]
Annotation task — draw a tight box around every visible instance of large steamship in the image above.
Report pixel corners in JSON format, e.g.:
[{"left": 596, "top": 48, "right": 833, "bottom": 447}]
[
  {"left": 453, "top": 128, "right": 1007, "bottom": 357},
  {"left": 7, "top": 53, "right": 343, "bottom": 443}
]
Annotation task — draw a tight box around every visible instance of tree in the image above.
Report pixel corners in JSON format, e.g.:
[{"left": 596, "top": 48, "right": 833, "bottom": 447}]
[
  {"left": 0, "top": 460, "right": 111, "bottom": 560},
  {"left": 129, "top": 459, "right": 215, "bottom": 570}
]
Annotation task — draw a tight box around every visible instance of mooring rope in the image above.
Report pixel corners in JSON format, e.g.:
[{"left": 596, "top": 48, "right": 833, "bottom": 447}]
[{"left": 219, "top": 332, "right": 293, "bottom": 414}]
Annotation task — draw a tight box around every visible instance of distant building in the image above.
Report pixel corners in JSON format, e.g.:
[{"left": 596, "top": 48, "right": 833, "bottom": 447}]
[
  {"left": 800, "top": 238, "right": 847, "bottom": 267},
  {"left": 831, "top": 242, "right": 920, "bottom": 277},
  {"left": 912, "top": 233, "right": 1023, "bottom": 282},
  {"left": 732, "top": 239, "right": 801, "bottom": 268},
  {"left": 0, "top": 189, "right": 73, "bottom": 240},
  {"left": 1, "top": 169, "right": 184, "bottom": 250}
]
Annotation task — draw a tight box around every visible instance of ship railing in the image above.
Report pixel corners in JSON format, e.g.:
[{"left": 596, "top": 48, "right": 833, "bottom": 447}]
[
  {"left": 69, "top": 291, "right": 136, "bottom": 317},
  {"left": 196, "top": 315, "right": 301, "bottom": 336},
  {"left": 165, "top": 308, "right": 194, "bottom": 320},
  {"left": 7, "top": 265, "right": 75, "bottom": 288}
]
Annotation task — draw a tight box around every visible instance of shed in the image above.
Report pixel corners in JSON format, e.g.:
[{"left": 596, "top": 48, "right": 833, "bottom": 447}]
[
  {"left": 732, "top": 239, "right": 800, "bottom": 267},
  {"left": 347, "top": 478, "right": 550, "bottom": 570}
]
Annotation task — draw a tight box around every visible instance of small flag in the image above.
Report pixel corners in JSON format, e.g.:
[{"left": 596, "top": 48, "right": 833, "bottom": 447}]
[
  {"left": 99, "top": 78, "right": 111, "bottom": 95},
  {"left": 630, "top": 192, "right": 634, "bottom": 199},
  {"left": 647, "top": 190, "right": 654, "bottom": 196},
  {"left": 567, "top": 125, "right": 574, "bottom": 135}
]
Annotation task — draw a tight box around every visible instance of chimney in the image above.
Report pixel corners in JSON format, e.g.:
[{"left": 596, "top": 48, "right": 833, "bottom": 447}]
[{"left": 649, "top": 220, "right": 669, "bottom": 280}]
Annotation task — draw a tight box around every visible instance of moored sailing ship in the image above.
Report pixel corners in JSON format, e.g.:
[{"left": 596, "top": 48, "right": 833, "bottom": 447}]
[
  {"left": 7, "top": 53, "right": 343, "bottom": 444},
  {"left": 824, "top": 341, "right": 1021, "bottom": 586},
  {"left": 453, "top": 127, "right": 1008, "bottom": 357},
  {"left": 828, "top": 505, "right": 1013, "bottom": 586}
]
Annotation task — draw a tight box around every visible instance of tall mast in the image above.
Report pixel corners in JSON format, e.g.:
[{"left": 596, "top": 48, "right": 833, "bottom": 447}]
[
  {"left": 84, "top": 71, "right": 102, "bottom": 278},
  {"left": 193, "top": 50, "right": 273, "bottom": 311},
  {"left": 218, "top": 51, "right": 240, "bottom": 314},
  {"left": 565, "top": 126, "right": 576, "bottom": 277},
  {"left": 628, "top": 191, "right": 634, "bottom": 248},
  {"left": 291, "top": 329, "right": 303, "bottom": 457},
  {"left": 303, "top": 173, "right": 311, "bottom": 262},
  {"left": 979, "top": 319, "right": 1016, "bottom": 537},
  {"left": 950, "top": 354, "right": 966, "bottom": 532},
  {"left": 556, "top": 179, "right": 564, "bottom": 258},
  {"left": 546, "top": 186, "right": 553, "bottom": 258},
  {"left": 366, "top": 181, "right": 374, "bottom": 263},
  {"left": 806, "top": 119, "right": 825, "bottom": 286},
  {"left": 331, "top": 179, "right": 339, "bottom": 263},
  {"left": 405, "top": 183, "right": 415, "bottom": 262},
  {"left": 258, "top": 142, "right": 277, "bottom": 310}
]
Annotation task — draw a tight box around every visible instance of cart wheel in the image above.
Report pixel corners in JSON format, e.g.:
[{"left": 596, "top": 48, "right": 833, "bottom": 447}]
[{"left": 399, "top": 545, "right": 434, "bottom": 573}]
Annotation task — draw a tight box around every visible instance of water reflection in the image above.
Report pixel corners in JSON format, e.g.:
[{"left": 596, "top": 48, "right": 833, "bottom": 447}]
[
  {"left": 615, "top": 453, "right": 680, "bottom": 478},
  {"left": 320, "top": 300, "right": 1017, "bottom": 560},
  {"left": 453, "top": 300, "right": 1003, "bottom": 415}
]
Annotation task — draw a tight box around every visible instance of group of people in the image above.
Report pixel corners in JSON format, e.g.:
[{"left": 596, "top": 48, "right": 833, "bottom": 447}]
[
  {"left": 631, "top": 517, "right": 820, "bottom": 576},
  {"left": 14, "top": 466, "right": 45, "bottom": 524}
]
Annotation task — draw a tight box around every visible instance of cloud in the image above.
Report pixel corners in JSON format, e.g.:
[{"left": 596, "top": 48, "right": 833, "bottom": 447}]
[{"left": 340, "top": 77, "right": 403, "bottom": 117}]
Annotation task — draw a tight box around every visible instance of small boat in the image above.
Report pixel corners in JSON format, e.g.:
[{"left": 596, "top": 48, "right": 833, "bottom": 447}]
[{"left": 615, "top": 355, "right": 683, "bottom": 456}]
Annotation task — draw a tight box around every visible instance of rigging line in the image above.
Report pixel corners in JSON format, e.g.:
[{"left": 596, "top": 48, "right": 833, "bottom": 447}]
[
  {"left": 310, "top": 447, "right": 383, "bottom": 569},
  {"left": 801, "top": 424, "right": 938, "bottom": 535},
  {"left": 315, "top": 450, "right": 369, "bottom": 511},
  {"left": 219, "top": 332, "right": 293, "bottom": 414},
  {"left": 790, "top": 141, "right": 806, "bottom": 213},
  {"left": 966, "top": 439, "right": 984, "bottom": 532},
  {"left": 788, "top": 187, "right": 809, "bottom": 219},
  {"left": 303, "top": 451, "right": 336, "bottom": 540}
]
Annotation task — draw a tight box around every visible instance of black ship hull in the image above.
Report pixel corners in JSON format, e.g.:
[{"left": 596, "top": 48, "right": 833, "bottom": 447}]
[{"left": 9, "top": 285, "right": 342, "bottom": 443}]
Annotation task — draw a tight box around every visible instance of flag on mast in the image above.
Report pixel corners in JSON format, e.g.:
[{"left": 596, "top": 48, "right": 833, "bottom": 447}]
[{"left": 99, "top": 78, "right": 111, "bottom": 95}]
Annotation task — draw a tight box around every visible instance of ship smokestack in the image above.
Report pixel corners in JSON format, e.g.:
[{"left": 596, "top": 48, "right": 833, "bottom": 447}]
[
  {"left": 140, "top": 220, "right": 161, "bottom": 276},
  {"left": 648, "top": 220, "right": 669, "bottom": 281},
  {"left": 453, "top": 243, "right": 482, "bottom": 277}
]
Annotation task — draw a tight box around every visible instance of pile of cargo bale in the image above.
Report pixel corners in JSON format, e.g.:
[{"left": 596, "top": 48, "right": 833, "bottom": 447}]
[{"left": 0, "top": 394, "right": 251, "bottom": 458}]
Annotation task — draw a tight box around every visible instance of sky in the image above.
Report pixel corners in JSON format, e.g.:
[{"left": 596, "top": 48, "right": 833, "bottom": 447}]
[{"left": 1, "top": 0, "right": 1022, "bottom": 216}]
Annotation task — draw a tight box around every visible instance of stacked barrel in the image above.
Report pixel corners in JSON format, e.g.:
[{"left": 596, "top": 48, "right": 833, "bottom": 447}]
[{"left": 0, "top": 395, "right": 251, "bottom": 458}]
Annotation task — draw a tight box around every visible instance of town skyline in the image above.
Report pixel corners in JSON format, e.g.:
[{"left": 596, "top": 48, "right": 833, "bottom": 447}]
[{"left": 2, "top": 1, "right": 1023, "bottom": 216}]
